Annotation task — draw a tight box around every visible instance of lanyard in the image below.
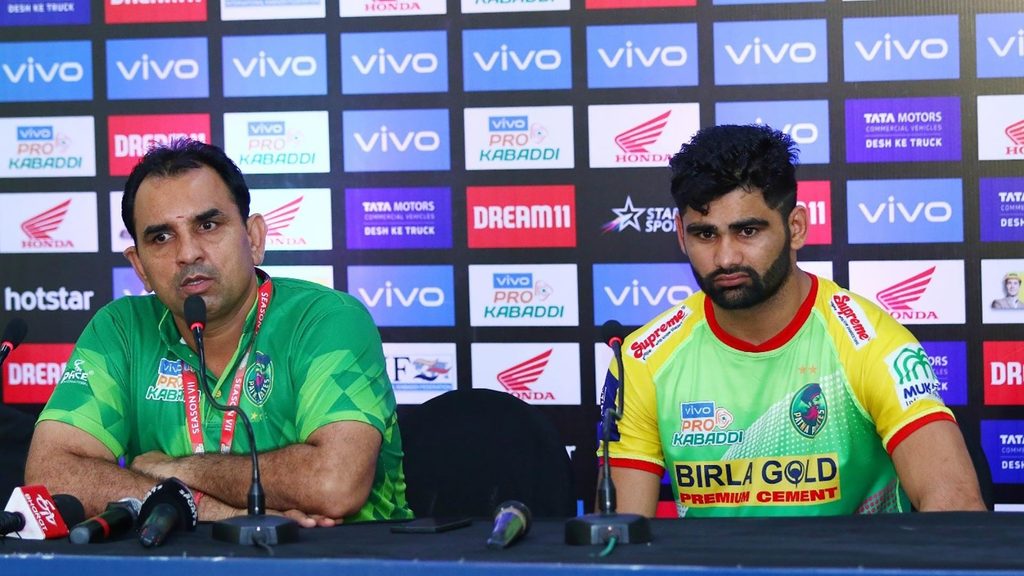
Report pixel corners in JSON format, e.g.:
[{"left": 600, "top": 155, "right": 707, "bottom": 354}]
[{"left": 181, "top": 279, "right": 273, "bottom": 454}]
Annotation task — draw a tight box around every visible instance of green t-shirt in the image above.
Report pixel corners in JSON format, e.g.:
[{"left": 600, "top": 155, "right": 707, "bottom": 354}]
[
  {"left": 39, "top": 272, "right": 412, "bottom": 522},
  {"left": 603, "top": 274, "right": 954, "bottom": 517}
]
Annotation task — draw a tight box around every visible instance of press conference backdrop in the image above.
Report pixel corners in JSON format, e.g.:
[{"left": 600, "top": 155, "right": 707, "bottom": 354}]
[{"left": 1, "top": 0, "right": 1024, "bottom": 510}]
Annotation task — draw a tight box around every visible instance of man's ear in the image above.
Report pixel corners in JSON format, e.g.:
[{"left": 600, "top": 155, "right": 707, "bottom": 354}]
[
  {"left": 675, "top": 212, "right": 687, "bottom": 257},
  {"left": 788, "top": 203, "right": 808, "bottom": 251},
  {"left": 123, "top": 245, "right": 153, "bottom": 292},
  {"left": 247, "top": 213, "right": 267, "bottom": 266}
]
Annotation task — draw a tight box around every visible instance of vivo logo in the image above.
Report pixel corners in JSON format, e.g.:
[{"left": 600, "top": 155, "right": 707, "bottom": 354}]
[
  {"left": 605, "top": 281, "right": 692, "bottom": 307},
  {"left": 116, "top": 55, "right": 199, "bottom": 80},
  {"left": 232, "top": 53, "right": 317, "bottom": 78},
  {"left": 858, "top": 197, "right": 953, "bottom": 223},
  {"left": 989, "top": 31, "right": 1024, "bottom": 58},
  {"left": 494, "top": 273, "right": 533, "bottom": 288},
  {"left": 352, "top": 50, "right": 438, "bottom": 75},
  {"left": 17, "top": 126, "right": 53, "bottom": 140},
  {"left": 597, "top": 42, "right": 687, "bottom": 68},
  {"left": 489, "top": 116, "right": 528, "bottom": 131},
  {"left": 359, "top": 282, "right": 445, "bottom": 308},
  {"left": 758, "top": 118, "right": 818, "bottom": 145},
  {"left": 3, "top": 58, "right": 84, "bottom": 83},
  {"left": 473, "top": 47, "right": 561, "bottom": 71},
  {"left": 681, "top": 402, "right": 714, "bottom": 418},
  {"left": 353, "top": 127, "right": 441, "bottom": 152},
  {"left": 725, "top": 38, "right": 817, "bottom": 65},
  {"left": 247, "top": 122, "right": 285, "bottom": 136},
  {"left": 855, "top": 35, "right": 949, "bottom": 61}
]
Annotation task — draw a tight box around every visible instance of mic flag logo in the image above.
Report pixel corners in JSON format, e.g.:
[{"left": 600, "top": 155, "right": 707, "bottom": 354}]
[
  {"left": 22, "top": 199, "right": 70, "bottom": 241},
  {"left": 497, "top": 348, "right": 552, "bottom": 392},
  {"left": 263, "top": 196, "right": 302, "bottom": 238},
  {"left": 877, "top": 266, "right": 935, "bottom": 312},
  {"left": 615, "top": 110, "right": 670, "bottom": 155}
]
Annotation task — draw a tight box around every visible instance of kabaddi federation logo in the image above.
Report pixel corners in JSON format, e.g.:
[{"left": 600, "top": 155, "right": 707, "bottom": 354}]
[
  {"left": 790, "top": 383, "right": 827, "bottom": 438},
  {"left": 244, "top": 351, "right": 273, "bottom": 406}
]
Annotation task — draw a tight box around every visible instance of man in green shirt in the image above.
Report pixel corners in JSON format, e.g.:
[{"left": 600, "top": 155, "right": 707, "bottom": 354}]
[{"left": 26, "top": 140, "right": 411, "bottom": 525}]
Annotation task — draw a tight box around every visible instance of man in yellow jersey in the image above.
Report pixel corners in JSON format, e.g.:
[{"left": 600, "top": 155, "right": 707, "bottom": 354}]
[{"left": 601, "top": 124, "right": 985, "bottom": 517}]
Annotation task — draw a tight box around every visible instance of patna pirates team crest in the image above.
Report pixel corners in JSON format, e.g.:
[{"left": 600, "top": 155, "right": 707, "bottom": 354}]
[
  {"left": 244, "top": 351, "right": 273, "bottom": 406},
  {"left": 790, "top": 383, "right": 827, "bottom": 438}
]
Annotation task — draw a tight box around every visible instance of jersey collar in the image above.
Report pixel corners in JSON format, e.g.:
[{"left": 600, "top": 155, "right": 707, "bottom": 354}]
[{"left": 704, "top": 273, "right": 818, "bottom": 353}]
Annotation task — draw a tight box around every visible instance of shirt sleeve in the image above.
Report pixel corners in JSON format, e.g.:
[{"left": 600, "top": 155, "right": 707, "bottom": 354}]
[
  {"left": 601, "top": 346, "right": 666, "bottom": 476},
  {"left": 36, "top": 304, "right": 131, "bottom": 458},
  {"left": 291, "top": 293, "right": 395, "bottom": 442}
]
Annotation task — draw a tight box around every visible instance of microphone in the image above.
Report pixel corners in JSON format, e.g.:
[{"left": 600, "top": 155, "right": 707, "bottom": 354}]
[
  {"left": 69, "top": 498, "right": 141, "bottom": 544},
  {"left": 486, "top": 500, "right": 532, "bottom": 549},
  {"left": 1, "top": 486, "right": 84, "bottom": 539},
  {"left": 565, "top": 320, "right": 651, "bottom": 546},
  {"left": 183, "top": 295, "right": 298, "bottom": 546},
  {"left": 137, "top": 477, "right": 198, "bottom": 548},
  {"left": 0, "top": 317, "right": 28, "bottom": 366}
]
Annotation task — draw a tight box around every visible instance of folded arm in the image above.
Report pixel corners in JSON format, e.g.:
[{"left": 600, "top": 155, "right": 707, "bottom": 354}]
[{"left": 891, "top": 419, "right": 987, "bottom": 511}]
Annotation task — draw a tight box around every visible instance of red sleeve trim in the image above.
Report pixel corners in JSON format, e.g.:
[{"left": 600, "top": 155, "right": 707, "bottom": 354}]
[
  {"left": 599, "top": 457, "right": 665, "bottom": 476},
  {"left": 705, "top": 273, "right": 819, "bottom": 353},
  {"left": 885, "top": 411, "right": 956, "bottom": 455}
]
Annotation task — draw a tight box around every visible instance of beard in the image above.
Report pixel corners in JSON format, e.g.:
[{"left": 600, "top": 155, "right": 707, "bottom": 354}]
[{"left": 694, "top": 241, "right": 792, "bottom": 311}]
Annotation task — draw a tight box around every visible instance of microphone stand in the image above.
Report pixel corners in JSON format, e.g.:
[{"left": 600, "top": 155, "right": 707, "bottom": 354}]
[
  {"left": 187, "top": 296, "right": 298, "bottom": 546},
  {"left": 565, "top": 325, "right": 651, "bottom": 546}
]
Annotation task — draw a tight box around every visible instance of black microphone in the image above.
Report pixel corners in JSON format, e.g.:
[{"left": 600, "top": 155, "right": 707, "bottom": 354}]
[
  {"left": 1, "top": 486, "right": 84, "bottom": 539},
  {"left": 69, "top": 498, "right": 141, "bottom": 544},
  {"left": 564, "top": 320, "right": 651, "bottom": 546},
  {"left": 137, "top": 477, "right": 198, "bottom": 548},
  {"left": 0, "top": 317, "right": 28, "bottom": 367},
  {"left": 183, "top": 295, "right": 297, "bottom": 546},
  {"left": 486, "top": 500, "right": 532, "bottom": 549}
]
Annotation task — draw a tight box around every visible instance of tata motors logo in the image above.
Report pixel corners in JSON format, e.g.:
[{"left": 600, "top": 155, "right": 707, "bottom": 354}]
[
  {"left": 797, "top": 181, "right": 831, "bottom": 246},
  {"left": 845, "top": 97, "right": 961, "bottom": 163},
  {"left": 586, "top": 23, "right": 697, "bottom": 89},
  {"left": 341, "top": 0, "right": 446, "bottom": 17},
  {"left": 981, "top": 420, "right": 1024, "bottom": 484},
  {"left": 106, "top": 37, "right": 208, "bottom": 100},
  {"left": 980, "top": 178, "right": 1024, "bottom": 242},
  {"left": 105, "top": 0, "right": 205, "bottom": 24},
  {"left": 593, "top": 263, "right": 697, "bottom": 326},
  {"left": 846, "top": 179, "right": 962, "bottom": 244},
  {"left": 1, "top": 116, "right": 96, "bottom": 177},
  {"left": 2, "top": 343, "right": 74, "bottom": 404},
  {"left": 1, "top": 192, "right": 98, "bottom": 253},
  {"left": 462, "top": 0, "right": 568, "bottom": 12},
  {"left": 713, "top": 19, "right": 827, "bottom": 85},
  {"left": 0, "top": 41, "right": 92, "bottom": 102},
  {"left": 977, "top": 95, "right": 1024, "bottom": 161},
  {"left": 342, "top": 30, "right": 447, "bottom": 95},
  {"left": 2, "top": 0, "right": 89, "bottom": 26},
  {"left": 603, "top": 195, "right": 677, "bottom": 235},
  {"left": 250, "top": 189, "right": 332, "bottom": 251},
  {"left": 347, "top": 265, "right": 454, "bottom": 327},
  {"left": 715, "top": 100, "right": 829, "bottom": 165},
  {"left": 848, "top": 260, "right": 965, "bottom": 325},
  {"left": 977, "top": 13, "right": 1024, "bottom": 79},
  {"left": 346, "top": 187, "right": 452, "bottom": 250},
  {"left": 464, "top": 106, "right": 573, "bottom": 170},
  {"left": 466, "top": 185, "right": 575, "bottom": 248},
  {"left": 471, "top": 343, "right": 581, "bottom": 405},
  {"left": 223, "top": 35, "right": 326, "bottom": 97},
  {"left": 843, "top": 15, "right": 959, "bottom": 82},
  {"left": 224, "top": 111, "right": 330, "bottom": 174},
  {"left": 343, "top": 109, "right": 450, "bottom": 172},
  {"left": 108, "top": 114, "right": 210, "bottom": 176},
  {"left": 463, "top": 27, "right": 571, "bottom": 92},
  {"left": 586, "top": 0, "right": 695, "bottom": 8},
  {"left": 222, "top": 0, "right": 323, "bottom": 20},
  {"left": 468, "top": 264, "right": 579, "bottom": 327},
  {"left": 383, "top": 342, "right": 456, "bottom": 405},
  {"left": 984, "top": 341, "right": 1024, "bottom": 406},
  {"left": 589, "top": 103, "right": 699, "bottom": 168}
]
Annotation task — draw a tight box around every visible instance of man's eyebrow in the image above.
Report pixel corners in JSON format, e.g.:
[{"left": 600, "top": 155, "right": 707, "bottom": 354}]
[
  {"left": 727, "top": 217, "right": 770, "bottom": 231},
  {"left": 141, "top": 208, "right": 225, "bottom": 239},
  {"left": 685, "top": 222, "right": 717, "bottom": 234}
]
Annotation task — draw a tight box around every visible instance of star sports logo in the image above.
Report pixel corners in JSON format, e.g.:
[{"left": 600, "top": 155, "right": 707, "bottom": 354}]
[
  {"left": 876, "top": 267, "right": 939, "bottom": 321},
  {"left": 22, "top": 199, "right": 70, "bottom": 241},
  {"left": 615, "top": 110, "right": 670, "bottom": 154},
  {"left": 1006, "top": 119, "right": 1024, "bottom": 156},
  {"left": 604, "top": 196, "right": 645, "bottom": 233},
  {"left": 264, "top": 196, "right": 302, "bottom": 237},
  {"left": 497, "top": 348, "right": 552, "bottom": 392}
]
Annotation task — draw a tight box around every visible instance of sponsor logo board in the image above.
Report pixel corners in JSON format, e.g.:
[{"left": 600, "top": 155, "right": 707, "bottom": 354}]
[
  {"left": 845, "top": 97, "right": 961, "bottom": 163},
  {"left": 468, "top": 264, "right": 579, "bottom": 327},
  {"left": 383, "top": 342, "right": 457, "bottom": 405},
  {"left": 846, "top": 179, "right": 963, "bottom": 244},
  {"left": 345, "top": 187, "right": 452, "bottom": 250},
  {"left": 848, "top": 260, "right": 965, "bottom": 325},
  {"left": 471, "top": 342, "right": 581, "bottom": 405}
]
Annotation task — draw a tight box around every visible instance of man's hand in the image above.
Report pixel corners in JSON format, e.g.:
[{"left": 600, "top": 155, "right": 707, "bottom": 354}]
[
  {"left": 274, "top": 509, "right": 344, "bottom": 528},
  {"left": 130, "top": 450, "right": 176, "bottom": 480}
]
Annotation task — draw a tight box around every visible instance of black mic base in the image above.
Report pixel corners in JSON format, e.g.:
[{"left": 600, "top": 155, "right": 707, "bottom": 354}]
[
  {"left": 564, "top": 512, "right": 652, "bottom": 545},
  {"left": 212, "top": 514, "right": 299, "bottom": 546}
]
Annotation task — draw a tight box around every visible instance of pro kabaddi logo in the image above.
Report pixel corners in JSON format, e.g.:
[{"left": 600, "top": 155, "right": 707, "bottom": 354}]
[
  {"left": 790, "top": 383, "right": 827, "bottom": 438},
  {"left": 244, "top": 351, "right": 273, "bottom": 406}
]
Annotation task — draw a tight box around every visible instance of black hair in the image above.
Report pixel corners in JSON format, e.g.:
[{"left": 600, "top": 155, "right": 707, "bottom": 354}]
[
  {"left": 668, "top": 124, "right": 799, "bottom": 217},
  {"left": 121, "top": 139, "right": 250, "bottom": 242}
]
